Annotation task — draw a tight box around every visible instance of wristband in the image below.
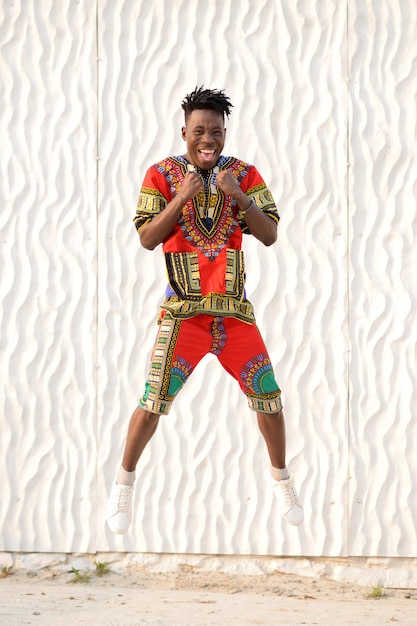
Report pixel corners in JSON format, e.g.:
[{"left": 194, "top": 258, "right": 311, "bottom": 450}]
[{"left": 241, "top": 199, "right": 256, "bottom": 214}]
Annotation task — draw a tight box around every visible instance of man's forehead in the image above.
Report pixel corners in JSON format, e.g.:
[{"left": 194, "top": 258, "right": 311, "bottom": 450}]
[{"left": 186, "top": 109, "right": 225, "bottom": 125}]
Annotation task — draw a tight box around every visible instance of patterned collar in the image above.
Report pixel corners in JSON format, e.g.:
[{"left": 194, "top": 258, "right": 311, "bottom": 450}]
[{"left": 176, "top": 154, "right": 229, "bottom": 174}]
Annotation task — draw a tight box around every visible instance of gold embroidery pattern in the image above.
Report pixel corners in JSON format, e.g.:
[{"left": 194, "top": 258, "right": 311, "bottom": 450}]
[
  {"left": 161, "top": 294, "right": 255, "bottom": 324},
  {"left": 237, "top": 184, "right": 280, "bottom": 232},
  {"left": 225, "top": 249, "right": 245, "bottom": 298},
  {"left": 247, "top": 395, "right": 283, "bottom": 413},
  {"left": 165, "top": 252, "right": 201, "bottom": 299},
  {"left": 134, "top": 187, "right": 167, "bottom": 230},
  {"left": 139, "top": 314, "right": 182, "bottom": 415}
]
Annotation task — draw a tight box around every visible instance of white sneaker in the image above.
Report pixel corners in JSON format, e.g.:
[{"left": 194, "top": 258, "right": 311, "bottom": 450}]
[
  {"left": 266, "top": 471, "right": 304, "bottom": 526},
  {"left": 107, "top": 480, "right": 134, "bottom": 534}
]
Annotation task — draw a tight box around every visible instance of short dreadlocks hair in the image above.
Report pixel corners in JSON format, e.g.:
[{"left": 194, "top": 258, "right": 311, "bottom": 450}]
[{"left": 181, "top": 86, "right": 233, "bottom": 121}]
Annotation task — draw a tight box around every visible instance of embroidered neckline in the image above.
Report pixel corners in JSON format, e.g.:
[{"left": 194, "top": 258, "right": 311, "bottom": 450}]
[
  {"left": 186, "top": 163, "right": 220, "bottom": 227},
  {"left": 176, "top": 154, "right": 229, "bottom": 172},
  {"left": 157, "top": 156, "right": 247, "bottom": 259}
]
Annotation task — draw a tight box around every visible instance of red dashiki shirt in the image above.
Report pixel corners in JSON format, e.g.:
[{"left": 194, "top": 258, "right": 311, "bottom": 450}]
[{"left": 133, "top": 155, "right": 280, "bottom": 323}]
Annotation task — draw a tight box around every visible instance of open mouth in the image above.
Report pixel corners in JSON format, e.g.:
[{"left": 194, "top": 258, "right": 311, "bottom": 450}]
[{"left": 198, "top": 150, "right": 216, "bottom": 163}]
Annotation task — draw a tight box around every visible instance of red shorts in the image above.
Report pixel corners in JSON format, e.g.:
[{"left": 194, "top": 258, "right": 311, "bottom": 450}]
[{"left": 139, "top": 312, "right": 282, "bottom": 415}]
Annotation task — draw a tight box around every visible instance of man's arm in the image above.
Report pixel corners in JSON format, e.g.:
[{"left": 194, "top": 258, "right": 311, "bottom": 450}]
[
  {"left": 215, "top": 170, "right": 277, "bottom": 246},
  {"left": 139, "top": 171, "right": 203, "bottom": 250}
]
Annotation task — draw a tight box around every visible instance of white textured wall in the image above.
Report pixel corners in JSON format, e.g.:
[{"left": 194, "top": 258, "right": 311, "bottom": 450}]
[
  {"left": 347, "top": 1, "right": 417, "bottom": 556},
  {"left": 0, "top": 0, "right": 416, "bottom": 558},
  {"left": 1, "top": 1, "right": 98, "bottom": 552}
]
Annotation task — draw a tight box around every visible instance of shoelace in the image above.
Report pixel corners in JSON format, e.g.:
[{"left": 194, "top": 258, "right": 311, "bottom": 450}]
[
  {"left": 114, "top": 486, "right": 132, "bottom": 515},
  {"left": 278, "top": 480, "right": 298, "bottom": 510}
]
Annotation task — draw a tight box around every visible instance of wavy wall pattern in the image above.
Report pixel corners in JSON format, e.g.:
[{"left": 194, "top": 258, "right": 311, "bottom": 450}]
[
  {"left": 0, "top": 2, "right": 98, "bottom": 551},
  {"left": 348, "top": 0, "right": 417, "bottom": 556},
  {"left": 96, "top": 0, "right": 348, "bottom": 557},
  {"left": 0, "top": 0, "right": 415, "bottom": 558}
]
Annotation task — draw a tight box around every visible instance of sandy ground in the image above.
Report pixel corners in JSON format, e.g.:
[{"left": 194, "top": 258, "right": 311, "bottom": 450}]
[{"left": 1, "top": 567, "right": 416, "bottom": 626}]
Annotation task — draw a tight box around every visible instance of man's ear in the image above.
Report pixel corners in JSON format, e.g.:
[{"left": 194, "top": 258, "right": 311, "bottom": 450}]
[{"left": 181, "top": 126, "right": 186, "bottom": 140}]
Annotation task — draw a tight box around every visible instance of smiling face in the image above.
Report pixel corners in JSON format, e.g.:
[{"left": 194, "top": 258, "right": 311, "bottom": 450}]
[{"left": 182, "top": 109, "right": 226, "bottom": 171}]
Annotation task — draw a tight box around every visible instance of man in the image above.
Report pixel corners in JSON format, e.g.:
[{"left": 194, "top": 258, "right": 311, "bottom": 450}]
[{"left": 107, "top": 86, "right": 303, "bottom": 534}]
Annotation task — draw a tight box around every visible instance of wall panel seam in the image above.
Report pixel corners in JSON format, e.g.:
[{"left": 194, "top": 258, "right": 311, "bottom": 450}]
[
  {"left": 93, "top": 0, "right": 100, "bottom": 553},
  {"left": 346, "top": 0, "right": 351, "bottom": 556}
]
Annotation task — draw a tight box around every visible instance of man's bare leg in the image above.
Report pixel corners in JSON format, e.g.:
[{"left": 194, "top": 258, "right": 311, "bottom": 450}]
[
  {"left": 257, "top": 408, "right": 303, "bottom": 525},
  {"left": 107, "top": 406, "right": 160, "bottom": 533},
  {"left": 256, "top": 409, "right": 286, "bottom": 469},
  {"left": 121, "top": 406, "right": 160, "bottom": 471}
]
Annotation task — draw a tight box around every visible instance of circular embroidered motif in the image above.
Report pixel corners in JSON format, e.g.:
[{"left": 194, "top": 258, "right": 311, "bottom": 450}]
[
  {"left": 240, "top": 353, "right": 279, "bottom": 394},
  {"left": 168, "top": 356, "right": 193, "bottom": 396}
]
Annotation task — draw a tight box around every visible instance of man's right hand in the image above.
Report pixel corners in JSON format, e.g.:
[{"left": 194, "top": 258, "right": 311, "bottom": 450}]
[
  {"left": 177, "top": 170, "right": 204, "bottom": 204},
  {"left": 139, "top": 171, "right": 204, "bottom": 250}
]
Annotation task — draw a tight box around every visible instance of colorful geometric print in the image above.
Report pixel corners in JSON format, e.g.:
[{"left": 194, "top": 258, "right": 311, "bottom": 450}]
[
  {"left": 209, "top": 317, "right": 227, "bottom": 356},
  {"left": 164, "top": 251, "right": 202, "bottom": 299},
  {"left": 134, "top": 186, "right": 167, "bottom": 231},
  {"left": 168, "top": 356, "right": 194, "bottom": 395},
  {"left": 240, "top": 353, "right": 279, "bottom": 394},
  {"left": 161, "top": 294, "right": 255, "bottom": 324},
  {"left": 240, "top": 352, "right": 282, "bottom": 413},
  {"left": 139, "top": 313, "right": 182, "bottom": 415},
  {"left": 179, "top": 160, "right": 240, "bottom": 259},
  {"left": 180, "top": 200, "right": 238, "bottom": 259},
  {"left": 139, "top": 314, "right": 282, "bottom": 416},
  {"left": 238, "top": 183, "right": 278, "bottom": 234},
  {"left": 133, "top": 155, "right": 279, "bottom": 259},
  {"left": 225, "top": 249, "right": 245, "bottom": 298},
  {"left": 164, "top": 248, "right": 246, "bottom": 303},
  {"left": 247, "top": 394, "right": 283, "bottom": 414}
]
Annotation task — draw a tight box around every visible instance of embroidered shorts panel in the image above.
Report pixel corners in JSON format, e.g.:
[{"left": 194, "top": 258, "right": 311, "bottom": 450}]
[{"left": 139, "top": 312, "right": 282, "bottom": 416}]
